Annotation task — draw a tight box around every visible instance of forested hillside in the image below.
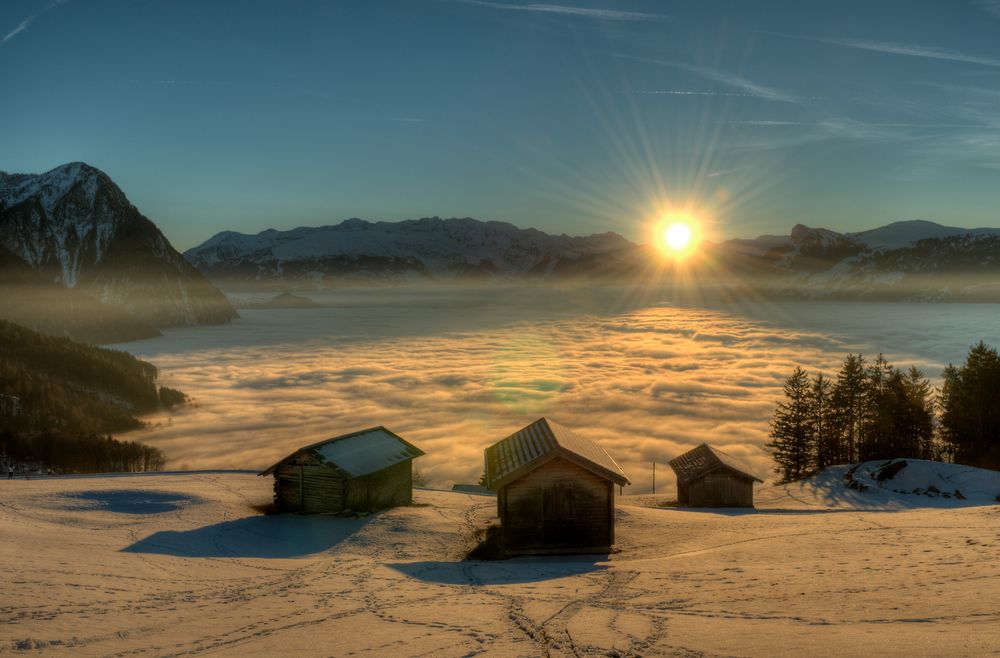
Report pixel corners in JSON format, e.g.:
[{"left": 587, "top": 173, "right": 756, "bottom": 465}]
[
  {"left": 0, "top": 319, "right": 184, "bottom": 434},
  {"left": 0, "top": 320, "right": 180, "bottom": 472}
]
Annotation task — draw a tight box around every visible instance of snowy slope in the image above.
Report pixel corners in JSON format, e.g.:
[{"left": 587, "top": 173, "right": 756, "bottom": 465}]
[
  {"left": 842, "top": 458, "right": 1000, "bottom": 504},
  {"left": 2, "top": 469, "right": 998, "bottom": 656},
  {"left": 0, "top": 162, "right": 236, "bottom": 329}
]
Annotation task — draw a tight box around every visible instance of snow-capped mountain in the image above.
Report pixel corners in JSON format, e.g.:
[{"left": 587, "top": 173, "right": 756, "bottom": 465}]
[
  {"left": 0, "top": 162, "right": 237, "bottom": 333},
  {"left": 848, "top": 219, "right": 1000, "bottom": 251},
  {"left": 713, "top": 220, "right": 1000, "bottom": 300},
  {"left": 185, "top": 215, "right": 1000, "bottom": 299},
  {"left": 184, "top": 217, "right": 647, "bottom": 286}
]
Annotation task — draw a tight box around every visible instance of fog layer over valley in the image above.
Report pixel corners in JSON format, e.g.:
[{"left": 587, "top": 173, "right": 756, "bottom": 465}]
[{"left": 115, "top": 287, "right": 1000, "bottom": 489}]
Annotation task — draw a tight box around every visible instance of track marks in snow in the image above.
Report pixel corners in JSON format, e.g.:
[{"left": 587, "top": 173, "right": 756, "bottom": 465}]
[{"left": 4, "top": 475, "right": 1000, "bottom": 657}]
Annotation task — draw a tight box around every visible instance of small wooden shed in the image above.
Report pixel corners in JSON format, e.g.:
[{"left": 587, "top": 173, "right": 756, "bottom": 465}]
[
  {"left": 485, "top": 417, "right": 630, "bottom": 556},
  {"left": 259, "top": 426, "right": 424, "bottom": 514},
  {"left": 669, "top": 443, "right": 763, "bottom": 508}
]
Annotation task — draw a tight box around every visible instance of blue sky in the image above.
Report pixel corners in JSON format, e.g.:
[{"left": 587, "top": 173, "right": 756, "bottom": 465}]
[{"left": 2, "top": 0, "right": 1000, "bottom": 249}]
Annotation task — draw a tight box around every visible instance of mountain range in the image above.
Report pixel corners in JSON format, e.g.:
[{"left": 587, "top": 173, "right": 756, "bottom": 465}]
[
  {"left": 719, "top": 220, "right": 1000, "bottom": 300},
  {"left": 5, "top": 161, "right": 1000, "bottom": 328},
  {"left": 184, "top": 217, "right": 649, "bottom": 287},
  {"left": 0, "top": 162, "right": 236, "bottom": 342},
  {"left": 185, "top": 216, "right": 1000, "bottom": 301}
]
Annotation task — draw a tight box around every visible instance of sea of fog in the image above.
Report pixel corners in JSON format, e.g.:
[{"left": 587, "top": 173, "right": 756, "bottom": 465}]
[{"left": 112, "top": 286, "right": 1000, "bottom": 492}]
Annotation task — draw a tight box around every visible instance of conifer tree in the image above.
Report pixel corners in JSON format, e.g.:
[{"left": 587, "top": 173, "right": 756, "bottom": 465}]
[
  {"left": 860, "top": 354, "right": 895, "bottom": 461},
  {"left": 830, "top": 354, "right": 867, "bottom": 463},
  {"left": 768, "top": 367, "right": 814, "bottom": 482},
  {"left": 811, "top": 373, "right": 836, "bottom": 470},
  {"left": 940, "top": 342, "right": 1000, "bottom": 468},
  {"left": 900, "top": 366, "right": 935, "bottom": 459}
]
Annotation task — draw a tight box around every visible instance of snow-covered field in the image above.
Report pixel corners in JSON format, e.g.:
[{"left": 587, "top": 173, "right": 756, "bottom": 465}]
[{"left": 3, "top": 463, "right": 999, "bottom": 656}]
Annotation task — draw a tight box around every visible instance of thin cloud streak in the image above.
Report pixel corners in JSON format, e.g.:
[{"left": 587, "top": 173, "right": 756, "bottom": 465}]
[
  {"left": 628, "top": 89, "right": 771, "bottom": 98},
  {"left": 831, "top": 38, "right": 1000, "bottom": 68},
  {"left": 1, "top": 17, "right": 34, "bottom": 44},
  {"left": 614, "top": 54, "right": 799, "bottom": 104},
  {"left": 1, "top": 0, "right": 68, "bottom": 44},
  {"left": 456, "top": 0, "right": 670, "bottom": 22}
]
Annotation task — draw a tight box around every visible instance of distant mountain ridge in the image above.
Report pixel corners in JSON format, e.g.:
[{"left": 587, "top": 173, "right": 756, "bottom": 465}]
[
  {"left": 184, "top": 217, "right": 647, "bottom": 286},
  {"left": 0, "top": 162, "right": 237, "bottom": 341},
  {"left": 848, "top": 219, "right": 1000, "bottom": 251},
  {"left": 186, "top": 216, "right": 1000, "bottom": 301},
  {"left": 714, "top": 220, "right": 1000, "bottom": 301}
]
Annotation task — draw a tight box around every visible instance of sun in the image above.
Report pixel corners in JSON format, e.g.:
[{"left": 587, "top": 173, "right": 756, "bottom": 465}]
[
  {"left": 656, "top": 213, "right": 702, "bottom": 258},
  {"left": 664, "top": 222, "right": 693, "bottom": 251}
]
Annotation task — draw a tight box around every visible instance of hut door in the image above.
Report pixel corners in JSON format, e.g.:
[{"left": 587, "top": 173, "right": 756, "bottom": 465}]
[{"left": 543, "top": 483, "right": 575, "bottom": 526}]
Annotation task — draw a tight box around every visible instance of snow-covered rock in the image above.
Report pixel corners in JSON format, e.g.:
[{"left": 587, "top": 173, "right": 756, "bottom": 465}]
[{"left": 843, "top": 459, "right": 1000, "bottom": 505}]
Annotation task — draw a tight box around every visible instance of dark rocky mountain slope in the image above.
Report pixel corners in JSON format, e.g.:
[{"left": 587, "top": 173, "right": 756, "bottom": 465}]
[{"left": 0, "top": 162, "right": 236, "bottom": 340}]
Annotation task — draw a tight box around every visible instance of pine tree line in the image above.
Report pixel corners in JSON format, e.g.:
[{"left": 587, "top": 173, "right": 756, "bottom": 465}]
[
  {"left": 1, "top": 428, "right": 166, "bottom": 474},
  {"left": 768, "top": 353, "right": 937, "bottom": 482},
  {"left": 940, "top": 342, "right": 1000, "bottom": 470}
]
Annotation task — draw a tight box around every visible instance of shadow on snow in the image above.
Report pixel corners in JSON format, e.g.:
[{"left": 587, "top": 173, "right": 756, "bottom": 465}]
[
  {"left": 123, "top": 514, "right": 372, "bottom": 558},
  {"left": 64, "top": 490, "right": 199, "bottom": 515},
  {"left": 389, "top": 556, "right": 607, "bottom": 586}
]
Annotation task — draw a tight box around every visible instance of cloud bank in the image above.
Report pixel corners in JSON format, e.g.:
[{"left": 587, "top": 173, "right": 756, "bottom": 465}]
[{"left": 119, "top": 290, "right": 996, "bottom": 494}]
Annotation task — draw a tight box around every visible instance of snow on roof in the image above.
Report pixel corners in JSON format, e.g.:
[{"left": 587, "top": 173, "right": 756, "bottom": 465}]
[
  {"left": 669, "top": 444, "right": 763, "bottom": 484},
  {"left": 259, "top": 426, "right": 424, "bottom": 478},
  {"left": 484, "top": 417, "right": 630, "bottom": 489}
]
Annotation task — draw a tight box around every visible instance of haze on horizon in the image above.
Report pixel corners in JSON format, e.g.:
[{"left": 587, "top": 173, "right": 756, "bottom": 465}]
[{"left": 3, "top": 0, "right": 1000, "bottom": 250}]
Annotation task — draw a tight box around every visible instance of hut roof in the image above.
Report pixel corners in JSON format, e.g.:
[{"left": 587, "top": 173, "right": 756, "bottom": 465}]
[
  {"left": 484, "top": 417, "right": 630, "bottom": 490},
  {"left": 259, "top": 426, "right": 424, "bottom": 477},
  {"left": 668, "top": 443, "right": 763, "bottom": 484}
]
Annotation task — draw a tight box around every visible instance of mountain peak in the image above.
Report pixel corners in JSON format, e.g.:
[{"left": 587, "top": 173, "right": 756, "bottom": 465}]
[
  {"left": 0, "top": 162, "right": 237, "bottom": 330},
  {"left": 0, "top": 161, "right": 119, "bottom": 219},
  {"left": 789, "top": 224, "right": 846, "bottom": 246},
  {"left": 848, "top": 219, "right": 1000, "bottom": 250},
  {"left": 46, "top": 161, "right": 99, "bottom": 175}
]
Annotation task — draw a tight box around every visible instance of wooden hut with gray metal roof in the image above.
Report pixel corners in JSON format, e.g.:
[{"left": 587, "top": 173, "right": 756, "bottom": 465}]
[
  {"left": 259, "top": 426, "right": 424, "bottom": 514},
  {"left": 668, "top": 443, "right": 763, "bottom": 508},
  {"left": 485, "top": 417, "right": 630, "bottom": 556}
]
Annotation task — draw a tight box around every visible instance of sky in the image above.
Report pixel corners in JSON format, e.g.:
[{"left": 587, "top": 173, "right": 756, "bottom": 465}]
[{"left": 3, "top": 0, "right": 1000, "bottom": 249}]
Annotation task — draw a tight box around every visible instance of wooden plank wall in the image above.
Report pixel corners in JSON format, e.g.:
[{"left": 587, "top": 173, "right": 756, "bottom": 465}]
[
  {"left": 686, "top": 471, "right": 754, "bottom": 507},
  {"left": 344, "top": 460, "right": 413, "bottom": 512},
  {"left": 501, "top": 457, "right": 613, "bottom": 554},
  {"left": 274, "top": 462, "right": 346, "bottom": 513}
]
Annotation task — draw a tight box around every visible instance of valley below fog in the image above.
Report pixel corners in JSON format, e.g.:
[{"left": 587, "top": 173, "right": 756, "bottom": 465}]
[{"left": 114, "top": 287, "right": 1000, "bottom": 490}]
